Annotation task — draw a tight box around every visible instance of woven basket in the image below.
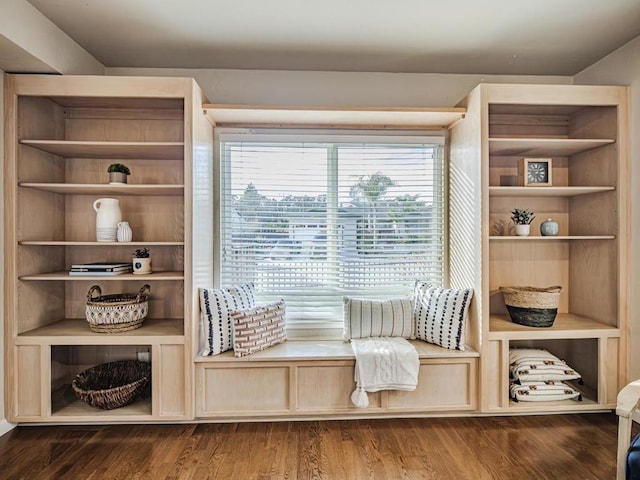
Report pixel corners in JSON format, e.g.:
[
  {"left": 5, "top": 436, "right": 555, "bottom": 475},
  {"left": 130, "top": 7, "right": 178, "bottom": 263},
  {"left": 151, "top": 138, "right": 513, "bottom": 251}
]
[
  {"left": 72, "top": 360, "right": 151, "bottom": 410},
  {"left": 499, "top": 285, "right": 562, "bottom": 327},
  {"left": 85, "top": 284, "right": 150, "bottom": 333}
]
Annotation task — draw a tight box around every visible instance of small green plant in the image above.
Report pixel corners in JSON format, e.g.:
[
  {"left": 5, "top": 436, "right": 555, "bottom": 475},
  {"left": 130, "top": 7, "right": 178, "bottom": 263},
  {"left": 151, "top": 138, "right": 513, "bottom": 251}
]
[
  {"left": 133, "top": 248, "right": 150, "bottom": 258},
  {"left": 511, "top": 208, "right": 535, "bottom": 225},
  {"left": 107, "top": 163, "right": 131, "bottom": 175}
]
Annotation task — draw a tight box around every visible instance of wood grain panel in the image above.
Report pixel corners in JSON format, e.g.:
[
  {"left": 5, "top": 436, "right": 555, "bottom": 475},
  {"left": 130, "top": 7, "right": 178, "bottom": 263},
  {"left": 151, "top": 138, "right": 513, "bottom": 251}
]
[
  {"left": 449, "top": 87, "right": 482, "bottom": 352},
  {"left": 199, "top": 366, "right": 290, "bottom": 414},
  {"left": 387, "top": 360, "right": 475, "bottom": 410},
  {"left": 64, "top": 195, "right": 184, "bottom": 242},
  {"left": 65, "top": 118, "right": 184, "bottom": 142},
  {"left": 16, "top": 345, "right": 43, "bottom": 418},
  {"left": 156, "top": 344, "right": 186, "bottom": 417},
  {"left": 65, "top": 158, "right": 184, "bottom": 185},
  {"left": 489, "top": 241, "right": 569, "bottom": 314},
  {"left": 489, "top": 156, "right": 568, "bottom": 187},
  {"left": 297, "top": 365, "right": 381, "bottom": 411}
]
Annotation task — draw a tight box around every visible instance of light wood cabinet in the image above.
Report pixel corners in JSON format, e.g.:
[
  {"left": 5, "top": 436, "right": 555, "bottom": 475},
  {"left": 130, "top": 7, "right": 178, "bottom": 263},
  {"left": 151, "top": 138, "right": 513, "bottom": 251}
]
[
  {"left": 450, "top": 84, "right": 629, "bottom": 414},
  {"left": 3, "top": 74, "right": 213, "bottom": 422}
]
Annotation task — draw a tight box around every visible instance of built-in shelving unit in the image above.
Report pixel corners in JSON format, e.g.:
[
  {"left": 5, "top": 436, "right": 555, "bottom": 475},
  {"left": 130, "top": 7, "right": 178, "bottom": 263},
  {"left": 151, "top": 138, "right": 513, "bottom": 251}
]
[
  {"left": 4, "top": 74, "right": 214, "bottom": 423},
  {"left": 450, "top": 84, "right": 629, "bottom": 414}
]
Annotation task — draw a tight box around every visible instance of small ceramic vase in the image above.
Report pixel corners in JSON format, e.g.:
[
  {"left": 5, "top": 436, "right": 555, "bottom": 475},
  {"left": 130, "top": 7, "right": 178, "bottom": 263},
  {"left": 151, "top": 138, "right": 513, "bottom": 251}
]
[
  {"left": 133, "top": 257, "right": 152, "bottom": 275},
  {"left": 514, "top": 224, "right": 530, "bottom": 236},
  {"left": 117, "top": 222, "right": 133, "bottom": 242},
  {"left": 540, "top": 218, "right": 559, "bottom": 236}
]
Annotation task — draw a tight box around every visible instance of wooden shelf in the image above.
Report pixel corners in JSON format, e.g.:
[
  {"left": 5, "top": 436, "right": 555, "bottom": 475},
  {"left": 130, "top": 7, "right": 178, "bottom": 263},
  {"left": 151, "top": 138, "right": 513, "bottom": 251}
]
[
  {"left": 489, "top": 235, "right": 615, "bottom": 241},
  {"left": 506, "top": 383, "right": 603, "bottom": 412},
  {"left": 488, "top": 138, "right": 614, "bottom": 156},
  {"left": 20, "top": 241, "right": 184, "bottom": 246},
  {"left": 51, "top": 385, "right": 152, "bottom": 419},
  {"left": 19, "top": 140, "right": 184, "bottom": 160},
  {"left": 17, "top": 318, "right": 184, "bottom": 344},
  {"left": 19, "top": 271, "right": 184, "bottom": 281},
  {"left": 19, "top": 183, "right": 184, "bottom": 196},
  {"left": 489, "top": 314, "right": 620, "bottom": 340},
  {"left": 488, "top": 186, "right": 615, "bottom": 197},
  {"left": 203, "top": 104, "right": 466, "bottom": 129}
]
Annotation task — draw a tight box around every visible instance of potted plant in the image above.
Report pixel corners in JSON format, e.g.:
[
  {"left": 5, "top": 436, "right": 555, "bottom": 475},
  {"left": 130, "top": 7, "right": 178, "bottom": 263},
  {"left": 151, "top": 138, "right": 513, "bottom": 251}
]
[
  {"left": 511, "top": 208, "right": 535, "bottom": 236},
  {"left": 132, "top": 248, "right": 152, "bottom": 274},
  {"left": 107, "top": 163, "right": 131, "bottom": 185}
]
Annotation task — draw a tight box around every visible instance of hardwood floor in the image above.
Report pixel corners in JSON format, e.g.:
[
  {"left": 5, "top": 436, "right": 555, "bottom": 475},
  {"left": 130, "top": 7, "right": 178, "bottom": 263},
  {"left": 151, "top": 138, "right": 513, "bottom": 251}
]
[{"left": 0, "top": 414, "right": 626, "bottom": 479}]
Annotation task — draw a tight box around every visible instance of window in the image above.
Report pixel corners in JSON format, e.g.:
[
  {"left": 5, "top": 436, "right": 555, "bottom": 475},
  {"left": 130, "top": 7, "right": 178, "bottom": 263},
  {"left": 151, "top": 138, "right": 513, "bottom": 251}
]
[{"left": 218, "top": 133, "right": 445, "bottom": 333}]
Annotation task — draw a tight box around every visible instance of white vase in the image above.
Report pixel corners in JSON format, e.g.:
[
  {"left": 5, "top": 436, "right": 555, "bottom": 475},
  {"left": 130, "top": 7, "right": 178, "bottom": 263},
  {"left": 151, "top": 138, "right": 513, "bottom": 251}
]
[
  {"left": 514, "top": 224, "right": 530, "bottom": 236},
  {"left": 133, "top": 257, "right": 152, "bottom": 274},
  {"left": 117, "top": 221, "right": 133, "bottom": 242},
  {"left": 93, "top": 198, "right": 122, "bottom": 242}
]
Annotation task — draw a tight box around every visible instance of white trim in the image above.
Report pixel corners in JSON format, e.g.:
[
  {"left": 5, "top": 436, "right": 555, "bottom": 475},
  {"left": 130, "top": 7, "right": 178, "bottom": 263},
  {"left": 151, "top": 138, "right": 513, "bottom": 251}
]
[{"left": 0, "top": 420, "right": 16, "bottom": 437}]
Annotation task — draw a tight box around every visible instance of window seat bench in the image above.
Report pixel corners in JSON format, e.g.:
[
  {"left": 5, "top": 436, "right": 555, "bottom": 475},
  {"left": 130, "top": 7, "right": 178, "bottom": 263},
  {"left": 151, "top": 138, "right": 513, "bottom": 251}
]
[{"left": 194, "top": 340, "right": 479, "bottom": 420}]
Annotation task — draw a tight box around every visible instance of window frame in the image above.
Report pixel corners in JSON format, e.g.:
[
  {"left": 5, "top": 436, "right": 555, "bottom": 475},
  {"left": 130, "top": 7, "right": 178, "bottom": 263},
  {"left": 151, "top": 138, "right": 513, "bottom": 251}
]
[{"left": 214, "top": 128, "right": 450, "bottom": 338}]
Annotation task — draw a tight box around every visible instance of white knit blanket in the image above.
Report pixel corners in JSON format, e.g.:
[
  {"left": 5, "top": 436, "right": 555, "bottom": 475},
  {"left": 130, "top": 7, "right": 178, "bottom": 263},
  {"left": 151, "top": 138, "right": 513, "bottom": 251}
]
[{"left": 350, "top": 337, "right": 420, "bottom": 408}]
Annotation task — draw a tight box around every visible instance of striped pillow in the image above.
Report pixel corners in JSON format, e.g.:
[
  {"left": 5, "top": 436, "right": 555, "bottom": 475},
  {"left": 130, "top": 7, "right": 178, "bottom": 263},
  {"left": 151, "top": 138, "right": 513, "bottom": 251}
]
[
  {"left": 343, "top": 297, "right": 414, "bottom": 341},
  {"left": 231, "top": 300, "right": 287, "bottom": 357},
  {"left": 510, "top": 381, "right": 581, "bottom": 402},
  {"left": 414, "top": 282, "right": 473, "bottom": 350},
  {"left": 199, "top": 283, "right": 256, "bottom": 355}
]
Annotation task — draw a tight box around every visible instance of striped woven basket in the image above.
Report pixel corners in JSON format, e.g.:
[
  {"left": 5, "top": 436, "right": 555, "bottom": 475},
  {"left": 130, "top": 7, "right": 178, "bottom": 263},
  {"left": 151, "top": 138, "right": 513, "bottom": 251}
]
[
  {"left": 499, "top": 285, "right": 562, "bottom": 327},
  {"left": 85, "top": 284, "right": 150, "bottom": 333}
]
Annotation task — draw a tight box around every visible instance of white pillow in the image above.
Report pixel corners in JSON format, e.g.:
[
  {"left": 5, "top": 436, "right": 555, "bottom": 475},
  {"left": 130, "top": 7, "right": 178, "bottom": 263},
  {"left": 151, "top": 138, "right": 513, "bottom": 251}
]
[
  {"left": 510, "top": 381, "right": 581, "bottom": 402},
  {"left": 343, "top": 297, "right": 414, "bottom": 341},
  {"left": 509, "top": 348, "right": 581, "bottom": 382},
  {"left": 231, "top": 300, "right": 287, "bottom": 357},
  {"left": 199, "top": 283, "right": 256, "bottom": 355},
  {"left": 414, "top": 282, "right": 473, "bottom": 351}
]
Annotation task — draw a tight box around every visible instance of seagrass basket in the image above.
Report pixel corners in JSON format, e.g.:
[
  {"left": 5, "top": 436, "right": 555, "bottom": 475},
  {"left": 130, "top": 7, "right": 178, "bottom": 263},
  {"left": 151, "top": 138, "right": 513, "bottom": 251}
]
[
  {"left": 499, "top": 285, "right": 562, "bottom": 327},
  {"left": 85, "top": 284, "right": 150, "bottom": 333},
  {"left": 72, "top": 360, "right": 151, "bottom": 410}
]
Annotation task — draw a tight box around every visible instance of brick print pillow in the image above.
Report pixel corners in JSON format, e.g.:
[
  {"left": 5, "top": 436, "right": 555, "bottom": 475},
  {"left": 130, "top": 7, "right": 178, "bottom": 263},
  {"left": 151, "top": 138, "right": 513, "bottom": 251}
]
[
  {"left": 414, "top": 282, "right": 473, "bottom": 351},
  {"left": 231, "top": 300, "right": 287, "bottom": 357},
  {"left": 199, "top": 283, "right": 256, "bottom": 355},
  {"left": 343, "top": 297, "right": 414, "bottom": 341}
]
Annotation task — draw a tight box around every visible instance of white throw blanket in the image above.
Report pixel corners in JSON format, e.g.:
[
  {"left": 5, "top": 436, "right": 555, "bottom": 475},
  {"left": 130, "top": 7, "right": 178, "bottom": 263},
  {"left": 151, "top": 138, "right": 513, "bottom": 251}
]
[{"left": 350, "top": 337, "right": 420, "bottom": 408}]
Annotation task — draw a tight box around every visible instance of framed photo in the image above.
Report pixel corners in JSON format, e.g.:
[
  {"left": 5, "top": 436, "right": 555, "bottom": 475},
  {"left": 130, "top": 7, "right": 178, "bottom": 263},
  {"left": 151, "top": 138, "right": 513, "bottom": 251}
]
[{"left": 519, "top": 158, "right": 552, "bottom": 186}]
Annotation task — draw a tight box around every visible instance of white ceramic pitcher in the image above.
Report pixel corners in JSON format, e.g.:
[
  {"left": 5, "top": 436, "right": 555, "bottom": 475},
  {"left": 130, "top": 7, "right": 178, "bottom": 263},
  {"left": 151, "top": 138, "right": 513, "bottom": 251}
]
[{"left": 93, "top": 198, "right": 122, "bottom": 242}]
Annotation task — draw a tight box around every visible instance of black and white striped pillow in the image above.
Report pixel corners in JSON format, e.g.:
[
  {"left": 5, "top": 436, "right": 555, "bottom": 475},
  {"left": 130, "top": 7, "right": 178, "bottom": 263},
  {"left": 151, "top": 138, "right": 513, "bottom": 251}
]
[
  {"left": 414, "top": 282, "right": 473, "bottom": 350},
  {"left": 199, "top": 283, "right": 256, "bottom": 355}
]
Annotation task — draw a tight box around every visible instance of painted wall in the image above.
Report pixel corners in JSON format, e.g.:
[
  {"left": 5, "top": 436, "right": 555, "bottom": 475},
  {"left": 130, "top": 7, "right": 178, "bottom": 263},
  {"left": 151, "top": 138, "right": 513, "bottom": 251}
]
[
  {"left": 106, "top": 68, "right": 571, "bottom": 106},
  {"left": 0, "top": 0, "right": 103, "bottom": 74},
  {"left": 574, "top": 35, "right": 640, "bottom": 381}
]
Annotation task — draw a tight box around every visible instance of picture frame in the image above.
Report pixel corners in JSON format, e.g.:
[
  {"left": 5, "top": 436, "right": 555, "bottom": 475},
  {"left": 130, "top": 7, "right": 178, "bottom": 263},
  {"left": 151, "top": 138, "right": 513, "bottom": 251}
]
[{"left": 518, "top": 158, "right": 552, "bottom": 187}]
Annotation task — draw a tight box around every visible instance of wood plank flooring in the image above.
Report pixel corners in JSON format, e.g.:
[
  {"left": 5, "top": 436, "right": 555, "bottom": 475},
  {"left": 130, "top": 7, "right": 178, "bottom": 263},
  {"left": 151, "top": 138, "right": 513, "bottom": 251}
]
[{"left": 0, "top": 413, "right": 627, "bottom": 479}]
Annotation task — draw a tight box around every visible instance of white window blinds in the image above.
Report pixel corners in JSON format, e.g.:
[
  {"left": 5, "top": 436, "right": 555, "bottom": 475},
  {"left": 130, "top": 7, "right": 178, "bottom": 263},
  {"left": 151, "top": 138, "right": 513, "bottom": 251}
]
[{"left": 219, "top": 133, "right": 445, "bottom": 330}]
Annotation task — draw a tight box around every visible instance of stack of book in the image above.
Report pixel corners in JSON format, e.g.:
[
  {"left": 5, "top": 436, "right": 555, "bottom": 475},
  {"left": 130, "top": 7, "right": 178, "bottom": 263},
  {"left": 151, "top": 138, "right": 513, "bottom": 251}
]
[{"left": 69, "top": 262, "right": 133, "bottom": 276}]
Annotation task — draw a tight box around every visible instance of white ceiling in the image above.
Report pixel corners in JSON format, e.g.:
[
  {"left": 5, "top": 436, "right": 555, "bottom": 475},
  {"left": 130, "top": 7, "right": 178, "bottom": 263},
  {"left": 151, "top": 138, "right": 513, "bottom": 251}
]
[{"left": 25, "top": 0, "right": 640, "bottom": 75}]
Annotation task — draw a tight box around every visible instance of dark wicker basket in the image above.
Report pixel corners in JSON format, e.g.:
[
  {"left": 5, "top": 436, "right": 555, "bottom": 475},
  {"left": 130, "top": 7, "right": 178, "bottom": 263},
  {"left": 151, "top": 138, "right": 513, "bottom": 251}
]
[
  {"left": 72, "top": 360, "right": 151, "bottom": 410},
  {"left": 500, "top": 285, "right": 562, "bottom": 327}
]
